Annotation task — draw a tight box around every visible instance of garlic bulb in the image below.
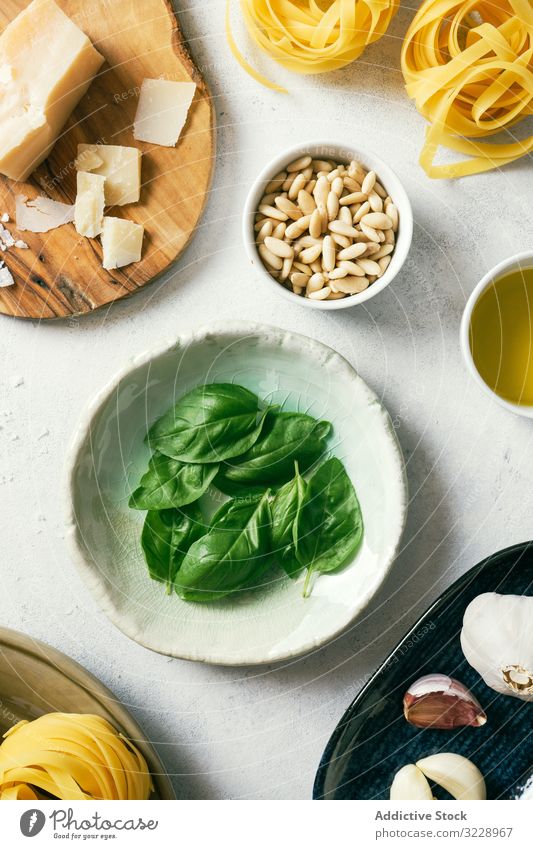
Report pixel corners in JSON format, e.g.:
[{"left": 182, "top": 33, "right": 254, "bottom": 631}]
[{"left": 461, "top": 592, "right": 533, "bottom": 701}]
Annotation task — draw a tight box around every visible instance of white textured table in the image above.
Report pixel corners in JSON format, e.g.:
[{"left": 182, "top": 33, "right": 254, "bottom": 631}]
[{"left": 1, "top": 1, "right": 532, "bottom": 800}]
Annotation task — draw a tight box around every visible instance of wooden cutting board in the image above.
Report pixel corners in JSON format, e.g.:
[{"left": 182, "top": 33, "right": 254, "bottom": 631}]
[{"left": 0, "top": 0, "right": 215, "bottom": 320}]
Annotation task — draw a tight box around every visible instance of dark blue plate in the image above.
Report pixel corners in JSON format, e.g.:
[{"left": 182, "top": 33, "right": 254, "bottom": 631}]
[{"left": 314, "top": 541, "right": 533, "bottom": 800}]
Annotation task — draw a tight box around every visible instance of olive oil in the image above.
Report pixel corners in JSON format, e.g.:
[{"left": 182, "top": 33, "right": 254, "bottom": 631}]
[{"left": 470, "top": 267, "right": 533, "bottom": 406}]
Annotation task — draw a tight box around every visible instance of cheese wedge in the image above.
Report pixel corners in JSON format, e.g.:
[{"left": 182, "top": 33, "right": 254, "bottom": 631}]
[
  {"left": 133, "top": 79, "right": 196, "bottom": 147},
  {"left": 101, "top": 217, "right": 143, "bottom": 270},
  {"left": 0, "top": 0, "right": 104, "bottom": 182},
  {"left": 75, "top": 172, "right": 105, "bottom": 237},
  {"left": 76, "top": 144, "right": 142, "bottom": 206}
]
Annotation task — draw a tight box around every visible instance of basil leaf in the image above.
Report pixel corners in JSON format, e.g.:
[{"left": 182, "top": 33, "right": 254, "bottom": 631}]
[
  {"left": 214, "top": 412, "right": 331, "bottom": 494},
  {"left": 129, "top": 452, "right": 219, "bottom": 510},
  {"left": 295, "top": 458, "right": 363, "bottom": 596},
  {"left": 175, "top": 491, "right": 272, "bottom": 602},
  {"left": 147, "top": 383, "right": 269, "bottom": 463},
  {"left": 271, "top": 466, "right": 307, "bottom": 578},
  {"left": 141, "top": 503, "right": 205, "bottom": 591}
]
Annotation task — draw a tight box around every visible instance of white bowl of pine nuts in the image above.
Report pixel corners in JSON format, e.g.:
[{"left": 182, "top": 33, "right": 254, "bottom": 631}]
[{"left": 243, "top": 141, "right": 413, "bottom": 309}]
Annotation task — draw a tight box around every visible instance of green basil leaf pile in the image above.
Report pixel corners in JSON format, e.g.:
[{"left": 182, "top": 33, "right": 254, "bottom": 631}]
[
  {"left": 130, "top": 381, "right": 364, "bottom": 601},
  {"left": 175, "top": 491, "right": 272, "bottom": 602},
  {"left": 141, "top": 503, "right": 205, "bottom": 592},
  {"left": 147, "top": 383, "right": 270, "bottom": 463},
  {"left": 295, "top": 458, "right": 364, "bottom": 596},
  {"left": 214, "top": 411, "right": 331, "bottom": 494},
  {"left": 129, "top": 452, "right": 219, "bottom": 510}
]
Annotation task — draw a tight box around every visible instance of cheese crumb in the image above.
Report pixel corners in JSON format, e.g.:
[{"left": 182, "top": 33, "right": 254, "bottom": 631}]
[
  {"left": 1, "top": 212, "right": 9, "bottom": 223},
  {"left": 0, "top": 261, "right": 15, "bottom": 287},
  {"left": 16, "top": 194, "right": 75, "bottom": 233}
]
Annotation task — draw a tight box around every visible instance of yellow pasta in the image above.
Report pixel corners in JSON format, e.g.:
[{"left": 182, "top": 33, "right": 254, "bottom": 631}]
[
  {"left": 0, "top": 713, "right": 152, "bottom": 801},
  {"left": 401, "top": 0, "right": 533, "bottom": 178},
  {"left": 227, "top": 0, "right": 399, "bottom": 90}
]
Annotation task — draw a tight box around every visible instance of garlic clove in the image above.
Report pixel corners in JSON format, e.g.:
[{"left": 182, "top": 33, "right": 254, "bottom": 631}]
[
  {"left": 404, "top": 674, "right": 487, "bottom": 729},
  {"left": 416, "top": 753, "right": 486, "bottom": 800},
  {"left": 390, "top": 764, "right": 433, "bottom": 800}
]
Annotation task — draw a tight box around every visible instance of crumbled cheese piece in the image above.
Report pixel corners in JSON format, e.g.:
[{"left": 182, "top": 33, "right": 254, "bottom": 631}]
[
  {"left": 0, "top": 225, "right": 15, "bottom": 248},
  {"left": 101, "top": 216, "right": 143, "bottom": 270},
  {"left": 16, "top": 194, "right": 75, "bottom": 233},
  {"left": 75, "top": 171, "right": 105, "bottom": 237},
  {"left": 0, "top": 261, "right": 15, "bottom": 287},
  {"left": 133, "top": 79, "right": 196, "bottom": 147},
  {"left": 15, "top": 239, "right": 28, "bottom": 249},
  {"left": 1, "top": 212, "right": 9, "bottom": 223},
  {"left": 76, "top": 144, "right": 141, "bottom": 206}
]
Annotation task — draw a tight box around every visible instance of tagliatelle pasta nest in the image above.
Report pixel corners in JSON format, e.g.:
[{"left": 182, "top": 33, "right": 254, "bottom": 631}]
[
  {"left": 401, "top": 0, "right": 533, "bottom": 178},
  {"left": 227, "top": 0, "right": 399, "bottom": 91},
  {"left": 0, "top": 713, "right": 152, "bottom": 800}
]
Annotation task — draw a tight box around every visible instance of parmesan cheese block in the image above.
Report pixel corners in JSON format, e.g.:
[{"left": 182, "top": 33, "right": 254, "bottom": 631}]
[
  {"left": 76, "top": 145, "right": 142, "bottom": 206},
  {"left": 101, "top": 217, "right": 143, "bottom": 270},
  {"left": 133, "top": 79, "right": 196, "bottom": 147},
  {"left": 0, "top": 0, "right": 104, "bottom": 182},
  {"left": 75, "top": 172, "right": 105, "bottom": 237}
]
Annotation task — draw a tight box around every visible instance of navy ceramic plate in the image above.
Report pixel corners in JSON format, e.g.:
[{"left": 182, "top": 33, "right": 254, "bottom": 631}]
[{"left": 314, "top": 541, "right": 533, "bottom": 800}]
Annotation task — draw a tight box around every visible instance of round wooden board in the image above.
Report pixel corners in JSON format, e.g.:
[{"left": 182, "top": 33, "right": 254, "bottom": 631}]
[{"left": 0, "top": 0, "right": 215, "bottom": 319}]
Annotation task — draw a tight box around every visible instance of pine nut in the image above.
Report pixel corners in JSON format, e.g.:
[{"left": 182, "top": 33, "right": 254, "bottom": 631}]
[
  {"left": 256, "top": 220, "right": 273, "bottom": 243},
  {"left": 285, "top": 216, "right": 311, "bottom": 239},
  {"left": 386, "top": 203, "right": 399, "bottom": 232},
  {"left": 307, "top": 272, "right": 326, "bottom": 292},
  {"left": 265, "top": 172, "right": 287, "bottom": 194},
  {"left": 331, "top": 176, "right": 344, "bottom": 197},
  {"left": 322, "top": 235, "right": 336, "bottom": 271},
  {"left": 328, "top": 267, "right": 349, "bottom": 279},
  {"left": 298, "top": 235, "right": 322, "bottom": 248},
  {"left": 368, "top": 192, "right": 383, "bottom": 212},
  {"left": 327, "top": 168, "right": 341, "bottom": 182},
  {"left": 288, "top": 173, "right": 308, "bottom": 200},
  {"left": 282, "top": 173, "right": 296, "bottom": 191},
  {"left": 330, "top": 276, "right": 370, "bottom": 294},
  {"left": 310, "top": 260, "right": 323, "bottom": 274},
  {"left": 272, "top": 222, "right": 286, "bottom": 240},
  {"left": 364, "top": 243, "right": 381, "bottom": 255},
  {"left": 260, "top": 192, "right": 277, "bottom": 206},
  {"left": 313, "top": 176, "right": 329, "bottom": 207},
  {"left": 312, "top": 160, "right": 333, "bottom": 172},
  {"left": 265, "top": 236, "right": 293, "bottom": 259},
  {"left": 327, "top": 291, "right": 346, "bottom": 300},
  {"left": 305, "top": 180, "right": 316, "bottom": 193},
  {"left": 361, "top": 212, "right": 393, "bottom": 230},
  {"left": 360, "top": 222, "right": 381, "bottom": 242},
  {"left": 378, "top": 256, "right": 391, "bottom": 275},
  {"left": 291, "top": 272, "right": 309, "bottom": 288},
  {"left": 259, "top": 204, "right": 287, "bottom": 222},
  {"left": 293, "top": 262, "right": 312, "bottom": 275},
  {"left": 372, "top": 244, "right": 394, "bottom": 260},
  {"left": 373, "top": 182, "right": 388, "bottom": 198},
  {"left": 357, "top": 258, "right": 381, "bottom": 276},
  {"left": 339, "top": 206, "right": 353, "bottom": 226},
  {"left": 343, "top": 176, "right": 361, "bottom": 193},
  {"left": 353, "top": 201, "right": 371, "bottom": 223},
  {"left": 287, "top": 154, "right": 312, "bottom": 173},
  {"left": 279, "top": 256, "right": 293, "bottom": 281},
  {"left": 300, "top": 243, "right": 322, "bottom": 264},
  {"left": 298, "top": 190, "right": 316, "bottom": 216},
  {"left": 329, "top": 221, "right": 359, "bottom": 238},
  {"left": 337, "top": 243, "right": 367, "bottom": 260},
  {"left": 339, "top": 260, "right": 366, "bottom": 276},
  {"left": 361, "top": 170, "right": 376, "bottom": 194},
  {"left": 308, "top": 286, "right": 331, "bottom": 300},
  {"left": 275, "top": 196, "right": 302, "bottom": 220},
  {"left": 384, "top": 228, "right": 395, "bottom": 245},
  {"left": 340, "top": 192, "right": 367, "bottom": 206},
  {"left": 259, "top": 243, "right": 283, "bottom": 270},
  {"left": 292, "top": 285, "right": 304, "bottom": 295},
  {"left": 327, "top": 191, "right": 339, "bottom": 222},
  {"left": 331, "top": 233, "right": 351, "bottom": 248},
  {"left": 309, "top": 208, "right": 322, "bottom": 239}
]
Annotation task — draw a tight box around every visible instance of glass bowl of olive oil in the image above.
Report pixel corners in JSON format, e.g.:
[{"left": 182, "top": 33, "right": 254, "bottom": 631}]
[{"left": 461, "top": 252, "right": 533, "bottom": 416}]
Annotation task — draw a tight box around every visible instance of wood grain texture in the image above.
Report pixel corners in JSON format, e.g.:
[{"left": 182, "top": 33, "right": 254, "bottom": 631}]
[{"left": 0, "top": 0, "right": 215, "bottom": 319}]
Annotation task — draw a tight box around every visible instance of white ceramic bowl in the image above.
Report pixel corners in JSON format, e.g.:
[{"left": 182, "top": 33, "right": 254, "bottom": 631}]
[
  {"left": 243, "top": 140, "right": 413, "bottom": 310},
  {"left": 65, "top": 322, "right": 407, "bottom": 666},
  {"left": 460, "top": 251, "right": 533, "bottom": 418}
]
